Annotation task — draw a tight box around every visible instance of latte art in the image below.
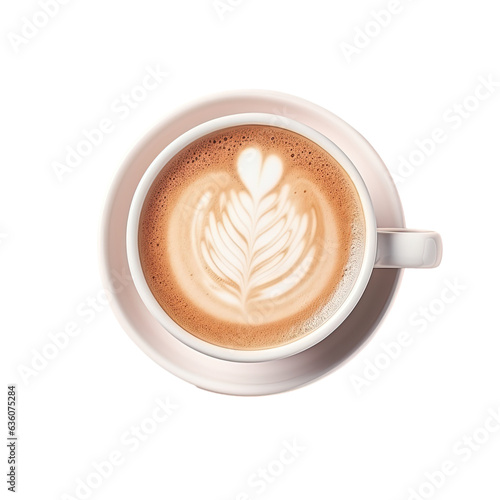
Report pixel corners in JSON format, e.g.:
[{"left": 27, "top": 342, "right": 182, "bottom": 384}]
[
  {"left": 139, "top": 125, "right": 365, "bottom": 350},
  {"left": 195, "top": 147, "right": 317, "bottom": 316}
]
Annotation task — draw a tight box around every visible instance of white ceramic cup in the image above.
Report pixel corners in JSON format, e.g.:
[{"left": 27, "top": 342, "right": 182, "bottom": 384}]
[{"left": 126, "top": 113, "right": 442, "bottom": 363}]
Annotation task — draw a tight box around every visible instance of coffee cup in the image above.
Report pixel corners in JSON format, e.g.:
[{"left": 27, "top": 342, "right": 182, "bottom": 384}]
[{"left": 126, "top": 112, "right": 442, "bottom": 363}]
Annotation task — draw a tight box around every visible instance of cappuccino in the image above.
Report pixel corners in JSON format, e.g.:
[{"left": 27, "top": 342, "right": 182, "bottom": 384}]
[{"left": 138, "top": 125, "right": 365, "bottom": 350}]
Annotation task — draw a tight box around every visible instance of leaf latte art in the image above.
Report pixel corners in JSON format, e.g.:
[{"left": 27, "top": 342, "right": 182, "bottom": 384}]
[
  {"left": 196, "top": 147, "right": 317, "bottom": 313},
  {"left": 139, "top": 125, "right": 365, "bottom": 350}
]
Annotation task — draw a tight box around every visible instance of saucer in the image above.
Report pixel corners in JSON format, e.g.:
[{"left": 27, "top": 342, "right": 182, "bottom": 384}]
[{"left": 100, "top": 90, "right": 405, "bottom": 396}]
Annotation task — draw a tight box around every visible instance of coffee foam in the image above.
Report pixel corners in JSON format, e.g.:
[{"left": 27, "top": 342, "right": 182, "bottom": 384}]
[{"left": 138, "top": 125, "right": 365, "bottom": 350}]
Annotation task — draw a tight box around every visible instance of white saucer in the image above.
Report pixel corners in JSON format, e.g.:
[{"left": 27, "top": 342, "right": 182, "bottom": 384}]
[{"left": 100, "top": 90, "right": 405, "bottom": 396}]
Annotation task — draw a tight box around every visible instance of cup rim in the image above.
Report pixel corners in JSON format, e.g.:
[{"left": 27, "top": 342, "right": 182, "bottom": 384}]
[{"left": 126, "top": 112, "right": 377, "bottom": 362}]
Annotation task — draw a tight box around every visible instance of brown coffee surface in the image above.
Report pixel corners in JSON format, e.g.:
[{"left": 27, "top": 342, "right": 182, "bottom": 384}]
[{"left": 138, "top": 125, "right": 365, "bottom": 350}]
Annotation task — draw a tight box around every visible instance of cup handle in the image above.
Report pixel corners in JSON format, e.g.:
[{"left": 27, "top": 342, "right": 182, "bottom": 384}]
[{"left": 374, "top": 229, "right": 443, "bottom": 269}]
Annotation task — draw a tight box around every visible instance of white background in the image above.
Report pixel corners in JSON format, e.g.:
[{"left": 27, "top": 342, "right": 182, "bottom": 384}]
[{"left": 2, "top": 0, "right": 500, "bottom": 499}]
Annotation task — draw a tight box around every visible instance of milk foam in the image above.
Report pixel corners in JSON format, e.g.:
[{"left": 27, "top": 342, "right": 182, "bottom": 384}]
[{"left": 138, "top": 125, "right": 365, "bottom": 350}]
